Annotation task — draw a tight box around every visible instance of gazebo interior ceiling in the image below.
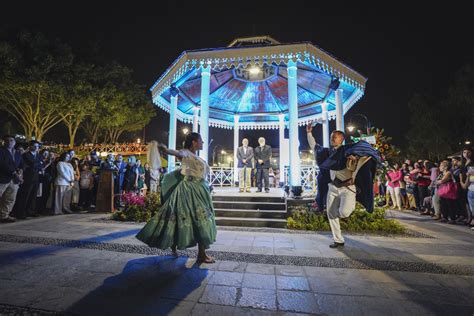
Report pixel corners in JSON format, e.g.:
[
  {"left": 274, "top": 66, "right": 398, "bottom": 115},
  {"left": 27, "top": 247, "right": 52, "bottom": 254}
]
[{"left": 161, "top": 62, "right": 356, "bottom": 123}]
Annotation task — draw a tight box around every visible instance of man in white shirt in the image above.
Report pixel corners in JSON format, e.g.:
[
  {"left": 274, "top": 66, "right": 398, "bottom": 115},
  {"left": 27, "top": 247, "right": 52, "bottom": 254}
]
[{"left": 237, "top": 138, "right": 254, "bottom": 192}]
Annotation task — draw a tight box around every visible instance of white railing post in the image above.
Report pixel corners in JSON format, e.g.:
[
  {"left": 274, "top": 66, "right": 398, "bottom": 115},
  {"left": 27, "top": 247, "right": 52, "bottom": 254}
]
[{"left": 283, "top": 165, "right": 319, "bottom": 193}]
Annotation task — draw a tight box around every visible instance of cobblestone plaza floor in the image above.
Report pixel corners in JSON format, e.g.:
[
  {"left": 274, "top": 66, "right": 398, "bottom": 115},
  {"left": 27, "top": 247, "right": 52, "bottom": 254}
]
[{"left": 0, "top": 210, "right": 473, "bottom": 315}]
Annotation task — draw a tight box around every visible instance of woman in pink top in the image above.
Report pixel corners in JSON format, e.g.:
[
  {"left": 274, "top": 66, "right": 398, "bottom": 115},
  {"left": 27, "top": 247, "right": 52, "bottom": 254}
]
[{"left": 386, "top": 163, "right": 403, "bottom": 210}]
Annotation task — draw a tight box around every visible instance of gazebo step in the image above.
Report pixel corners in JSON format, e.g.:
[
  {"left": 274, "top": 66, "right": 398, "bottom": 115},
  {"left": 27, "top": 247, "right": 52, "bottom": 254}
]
[
  {"left": 212, "top": 195, "right": 285, "bottom": 203},
  {"left": 214, "top": 208, "right": 287, "bottom": 219},
  {"left": 216, "top": 217, "right": 287, "bottom": 228},
  {"left": 213, "top": 201, "right": 286, "bottom": 211}
]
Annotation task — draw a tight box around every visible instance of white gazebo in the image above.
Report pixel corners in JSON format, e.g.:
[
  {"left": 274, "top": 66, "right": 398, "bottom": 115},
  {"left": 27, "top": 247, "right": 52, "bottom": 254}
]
[{"left": 150, "top": 36, "right": 367, "bottom": 191}]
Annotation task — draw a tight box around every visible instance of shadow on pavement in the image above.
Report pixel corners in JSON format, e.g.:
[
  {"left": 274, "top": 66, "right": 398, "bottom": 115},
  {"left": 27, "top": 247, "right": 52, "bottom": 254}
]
[
  {"left": 0, "top": 229, "right": 140, "bottom": 266},
  {"left": 67, "top": 256, "right": 207, "bottom": 316}
]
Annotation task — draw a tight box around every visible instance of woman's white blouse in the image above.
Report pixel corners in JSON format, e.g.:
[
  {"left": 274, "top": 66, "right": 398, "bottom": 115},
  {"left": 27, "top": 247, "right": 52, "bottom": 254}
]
[
  {"left": 179, "top": 149, "right": 209, "bottom": 179},
  {"left": 55, "top": 161, "right": 75, "bottom": 186}
]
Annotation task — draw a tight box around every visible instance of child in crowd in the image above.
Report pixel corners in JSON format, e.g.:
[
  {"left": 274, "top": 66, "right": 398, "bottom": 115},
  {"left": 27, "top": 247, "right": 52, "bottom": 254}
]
[{"left": 78, "top": 163, "right": 94, "bottom": 210}]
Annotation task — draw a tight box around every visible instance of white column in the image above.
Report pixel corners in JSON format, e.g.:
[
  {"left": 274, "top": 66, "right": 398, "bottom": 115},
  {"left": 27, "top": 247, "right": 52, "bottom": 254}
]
[
  {"left": 199, "top": 65, "right": 211, "bottom": 162},
  {"left": 168, "top": 90, "right": 178, "bottom": 172},
  {"left": 287, "top": 60, "right": 301, "bottom": 188},
  {"left": 322, "top": 101, "right": 330, "bottom": 147},
  {"left": 278, "top": 114, "right": 285, "bottom": 187},
  {"left": 335, "top": 88, "right": 344, "bottom": 132},
  {"left": 233, "top": 115, "right": 239, "bottom": 185},
  {"left": 192, "top": 107, "right": 199, "bottom": 133}
]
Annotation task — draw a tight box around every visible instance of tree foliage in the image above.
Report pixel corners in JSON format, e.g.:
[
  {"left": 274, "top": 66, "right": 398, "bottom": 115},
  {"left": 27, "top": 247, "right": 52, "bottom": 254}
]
[
  {"left": 0, "top": 32, "right": 73, "bottom": 140},
  {"left": 80, "top": 63, "right": 154, "bottom": 144},
  {"left": 100, "top": 85, "right": 154, "bottom": 144},
  {"left": 58, "top": 80, "right": 95, "bottom": 147},
  {"left": 0, "top": 31, "right": 155, "bottom": 144}
]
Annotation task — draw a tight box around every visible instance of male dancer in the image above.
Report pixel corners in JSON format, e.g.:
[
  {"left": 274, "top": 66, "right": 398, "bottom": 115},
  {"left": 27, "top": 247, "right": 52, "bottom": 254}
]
[{"left": 307, "top": 124, "right": 380, "bottom": 248}]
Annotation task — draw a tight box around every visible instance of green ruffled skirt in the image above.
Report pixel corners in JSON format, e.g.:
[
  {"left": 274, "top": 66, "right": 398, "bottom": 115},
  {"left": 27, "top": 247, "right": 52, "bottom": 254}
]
[{"left": 136, "top": 170, "right": 217, "bottom": 250}]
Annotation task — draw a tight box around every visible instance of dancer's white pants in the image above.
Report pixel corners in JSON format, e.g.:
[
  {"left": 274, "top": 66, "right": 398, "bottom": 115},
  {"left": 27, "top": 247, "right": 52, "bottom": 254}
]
[{"left": 326, "top": 183, "right": 356, "bottom": 243}]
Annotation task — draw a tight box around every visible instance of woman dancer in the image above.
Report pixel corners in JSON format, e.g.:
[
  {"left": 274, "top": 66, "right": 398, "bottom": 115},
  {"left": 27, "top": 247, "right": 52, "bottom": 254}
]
[{"left": 136, "top": 132, "right": 216, "bottom": 263}]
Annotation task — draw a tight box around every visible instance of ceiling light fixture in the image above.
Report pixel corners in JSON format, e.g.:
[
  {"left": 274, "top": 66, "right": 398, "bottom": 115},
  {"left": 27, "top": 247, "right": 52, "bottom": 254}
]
[{"left": 249, "top": 66, "right": 261, "bottom": 75}]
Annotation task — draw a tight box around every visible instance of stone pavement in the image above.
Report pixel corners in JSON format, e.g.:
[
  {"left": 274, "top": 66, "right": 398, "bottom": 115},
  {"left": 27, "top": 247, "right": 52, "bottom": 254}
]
[{"left": 0, "top": 211, "right": 473, "bottom": 315}]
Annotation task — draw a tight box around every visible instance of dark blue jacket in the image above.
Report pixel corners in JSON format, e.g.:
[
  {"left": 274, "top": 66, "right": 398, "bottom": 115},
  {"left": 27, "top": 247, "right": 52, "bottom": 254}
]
[
  {"left": 22, "top": 151, "right": 42, "bottom": 184},
  {"left": 0, "top": 147, "right": 24, "bottom": 184},
  {"left": 314, "top": 145, "right": 335, "bottom": 209},
  {"left": 319, "top": 141, "right": 381, "bottom": 213}
]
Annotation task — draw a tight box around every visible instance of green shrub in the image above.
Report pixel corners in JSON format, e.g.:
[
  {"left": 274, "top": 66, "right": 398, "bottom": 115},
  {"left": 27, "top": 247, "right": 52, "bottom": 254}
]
[{"left": 287, "top": 202, "right": 405, "bottom": 234}]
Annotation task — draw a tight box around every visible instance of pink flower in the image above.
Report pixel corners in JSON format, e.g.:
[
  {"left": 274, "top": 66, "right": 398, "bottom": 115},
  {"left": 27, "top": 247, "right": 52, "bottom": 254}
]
[{"left": 121, "top": 192, "right": 145, "bottom": 206}]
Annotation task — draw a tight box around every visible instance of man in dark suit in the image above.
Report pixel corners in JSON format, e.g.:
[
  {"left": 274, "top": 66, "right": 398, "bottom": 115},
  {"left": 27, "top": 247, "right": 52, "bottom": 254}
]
[
  {"left": 254, "top": 137, "right": 272, "bottom": 193},
  {"left": 0, "top": 135, "right": 24, "bottom": 222},
  {"left": 237, "top": 138, "right": 254, "bottom": 193},
  {"left": 12, "top": 140, "right": 42, "bottom": 219}
]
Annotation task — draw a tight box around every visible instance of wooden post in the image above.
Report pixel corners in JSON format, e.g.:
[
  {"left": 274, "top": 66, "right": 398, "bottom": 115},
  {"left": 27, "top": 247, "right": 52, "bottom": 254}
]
[{"left": 96, "top": 170, "right": 114, "bottom": 212}]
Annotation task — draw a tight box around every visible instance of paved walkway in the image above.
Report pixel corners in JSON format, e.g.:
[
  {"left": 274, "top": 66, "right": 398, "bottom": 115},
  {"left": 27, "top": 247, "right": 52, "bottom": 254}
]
[{"left": 0, "top": 210, "right": 472, "bottom": 315}]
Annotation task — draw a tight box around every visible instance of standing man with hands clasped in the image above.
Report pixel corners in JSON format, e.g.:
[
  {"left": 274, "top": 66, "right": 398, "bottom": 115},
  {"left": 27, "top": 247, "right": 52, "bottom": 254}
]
[
  {"left": 254, "top": 137, "right": 272, "bottom": 193},
  {"left": 237, "top": 138, "right": 254, "bottom": 193}
]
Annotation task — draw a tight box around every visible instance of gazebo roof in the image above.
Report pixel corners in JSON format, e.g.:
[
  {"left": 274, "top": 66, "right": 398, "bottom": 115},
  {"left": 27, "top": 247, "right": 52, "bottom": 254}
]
[{"left": 151, "top": 36, "right": 367, "bottom": 129}]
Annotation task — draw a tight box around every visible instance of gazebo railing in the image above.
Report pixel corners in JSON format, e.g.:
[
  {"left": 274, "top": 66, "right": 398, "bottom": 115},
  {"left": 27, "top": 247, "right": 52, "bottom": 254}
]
[
  {"left": 42, "top": 143, "right": 148, "bottom": 156},
  {"left": 208, "top": 165, "right": 319, "bottom": 191},
  {"left": 284, "top": 165, "right": 318, "bottom": 193},
  {"left": 209, "top": 167, "right": 234, "bottom": 187}
]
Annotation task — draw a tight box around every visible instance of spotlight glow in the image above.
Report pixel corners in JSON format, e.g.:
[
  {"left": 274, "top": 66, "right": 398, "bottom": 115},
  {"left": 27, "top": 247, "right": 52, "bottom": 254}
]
[{"left": 249, "top": 66, "right": 261, "bottom": 75}]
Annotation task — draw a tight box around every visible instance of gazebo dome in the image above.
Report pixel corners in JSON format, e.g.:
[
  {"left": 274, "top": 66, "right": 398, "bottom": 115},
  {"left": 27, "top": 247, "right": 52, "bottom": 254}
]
[{"left": 151, "top": 36, "right": 367, "bottom": 129}]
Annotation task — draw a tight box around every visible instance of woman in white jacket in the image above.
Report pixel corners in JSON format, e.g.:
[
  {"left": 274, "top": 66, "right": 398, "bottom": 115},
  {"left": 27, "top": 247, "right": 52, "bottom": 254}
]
[{"left": 55, "top": 152, "right": 75, "bottom": 215}]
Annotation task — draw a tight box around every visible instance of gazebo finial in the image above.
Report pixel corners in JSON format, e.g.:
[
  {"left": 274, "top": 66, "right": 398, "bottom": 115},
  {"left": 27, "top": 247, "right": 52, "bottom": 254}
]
[{"left": 227, "top": 36, "right": 281, "bottom": 48}]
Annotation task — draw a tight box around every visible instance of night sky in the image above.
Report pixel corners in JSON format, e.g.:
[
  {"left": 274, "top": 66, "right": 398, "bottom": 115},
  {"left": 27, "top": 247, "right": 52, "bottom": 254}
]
[{"left": 1, "top": 1, "right": 471, "bottom": 151}]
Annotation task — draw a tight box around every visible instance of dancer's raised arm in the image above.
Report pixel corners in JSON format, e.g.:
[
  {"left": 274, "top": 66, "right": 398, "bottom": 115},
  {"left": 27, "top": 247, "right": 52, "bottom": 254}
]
[
  {"left": 306, "top": 122, "right": 317, "bottom": 150},
  {"left": 158, "top": 144, "right": 185, "bottom": 158}
]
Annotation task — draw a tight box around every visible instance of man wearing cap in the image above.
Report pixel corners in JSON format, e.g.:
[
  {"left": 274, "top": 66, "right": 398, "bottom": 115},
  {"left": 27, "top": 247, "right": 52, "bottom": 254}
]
[{"left": 0, "top": 135, "right": 24, "bottom": 222}]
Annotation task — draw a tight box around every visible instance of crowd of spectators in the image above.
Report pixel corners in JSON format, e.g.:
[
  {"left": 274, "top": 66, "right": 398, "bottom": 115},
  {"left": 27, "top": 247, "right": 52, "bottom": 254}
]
[
  {"left": 375, "top": 147, "right": 473, "bottom": 229},
  {"left": 0, "top": 135, "right": 164, "bottom": 223}
]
